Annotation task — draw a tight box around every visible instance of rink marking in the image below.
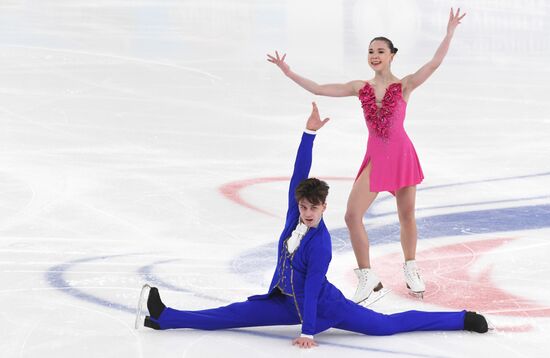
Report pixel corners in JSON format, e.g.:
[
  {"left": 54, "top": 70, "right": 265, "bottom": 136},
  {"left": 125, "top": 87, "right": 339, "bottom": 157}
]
[
  {"left": 373, "top": 237, "right": 550, "bottom": 318},
  {"left": 219, "top": 176, "right": 350, "bottom": 217},
  {"left": 43, "top": 172, "right": 550, "bottom": 341},
  {"left": 371, "top": 194, "right": 550, "bottom": 219},
  {"left": 46, "top": 255, "right": 137, "bottom": 314},
  {"left": 44, "top": 255, "right": 446, "bottom": 357},
  {"left": 137, "top": 258, "right": 229, "bottom": 304},
  {"left": 4, "top": 44, "right": 223, "bottom": 81},
  {"left": 223, "top": 172, "right": 550, "bottom": 321},
  {"left": 219, "top": 171, "right": 550, "bottom": 218},
  {"left": 493, "top": 324, "right": 533, "bottom": 332}
]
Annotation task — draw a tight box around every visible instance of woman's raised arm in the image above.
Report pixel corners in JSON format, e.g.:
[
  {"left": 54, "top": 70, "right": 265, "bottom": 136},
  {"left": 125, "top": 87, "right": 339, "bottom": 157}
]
[
  {"left": 267, "top": 51, "right": 362, "bottom": 97},
  {"left": 403, "top": 8, "right": 466, "bottom": 92}
]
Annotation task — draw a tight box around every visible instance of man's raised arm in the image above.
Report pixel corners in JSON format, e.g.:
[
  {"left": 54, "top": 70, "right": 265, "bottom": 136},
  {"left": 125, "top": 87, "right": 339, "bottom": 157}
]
[{"left": 286, "top": 102, "right": 330, "bottom": 219}]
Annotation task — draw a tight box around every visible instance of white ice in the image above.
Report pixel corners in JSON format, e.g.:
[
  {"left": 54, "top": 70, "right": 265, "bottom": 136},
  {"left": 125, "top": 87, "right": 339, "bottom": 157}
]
[{"left": 1, "top": 0, "right": 549, "bottom": 357}]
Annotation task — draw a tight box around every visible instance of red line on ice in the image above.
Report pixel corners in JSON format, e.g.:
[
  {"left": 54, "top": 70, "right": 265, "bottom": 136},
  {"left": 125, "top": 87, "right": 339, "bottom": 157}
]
[
  {"left": 373, "top": 237, "right": 550, "bottom": 319},
  {"left": 219, "top": 176, "right": 352, "bottom": 217}
]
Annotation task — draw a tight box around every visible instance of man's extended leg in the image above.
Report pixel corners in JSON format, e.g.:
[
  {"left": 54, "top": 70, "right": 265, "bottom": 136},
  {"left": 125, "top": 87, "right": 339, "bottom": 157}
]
[
  {"left": 149, "top": 291, "right": 301, "bottom": 330},
  {"left": 333, "top": 301, "right": 468, "bottom": 336}
]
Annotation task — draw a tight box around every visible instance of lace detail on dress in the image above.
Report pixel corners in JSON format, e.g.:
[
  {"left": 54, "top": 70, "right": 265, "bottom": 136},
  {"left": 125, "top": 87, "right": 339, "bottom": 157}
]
[{"left": 358, "top": 82, "right": 402, "bottom": 139}]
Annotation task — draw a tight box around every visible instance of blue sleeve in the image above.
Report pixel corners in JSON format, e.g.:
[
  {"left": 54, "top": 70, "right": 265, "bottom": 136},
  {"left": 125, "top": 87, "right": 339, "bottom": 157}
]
[
  {"left": 286, "top": 132, "right": 315, "bottom": 220},
  {"left": 301, "top": 236, "right": 331, "bottom": 335}
]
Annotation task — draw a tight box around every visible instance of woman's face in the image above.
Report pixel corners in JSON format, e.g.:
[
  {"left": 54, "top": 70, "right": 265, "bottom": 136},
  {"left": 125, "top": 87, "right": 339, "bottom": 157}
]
[{"left": 368, "top": 40, "right": 394, "bottom": 71}]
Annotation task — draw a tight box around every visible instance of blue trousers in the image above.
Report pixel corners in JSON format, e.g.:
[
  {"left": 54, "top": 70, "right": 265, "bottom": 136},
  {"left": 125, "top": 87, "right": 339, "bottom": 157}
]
[{"left": 153, "top": 293, "right": 466, "bottom": 335}]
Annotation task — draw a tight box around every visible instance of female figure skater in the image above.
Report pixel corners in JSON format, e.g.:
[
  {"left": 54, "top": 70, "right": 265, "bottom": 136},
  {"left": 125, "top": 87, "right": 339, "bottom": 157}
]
[
  {"left": 267, "top": 8, "right": 466, "bottom": 303},
  {"left": 136, "top": 102, "right": 488, "bottom": 349}
]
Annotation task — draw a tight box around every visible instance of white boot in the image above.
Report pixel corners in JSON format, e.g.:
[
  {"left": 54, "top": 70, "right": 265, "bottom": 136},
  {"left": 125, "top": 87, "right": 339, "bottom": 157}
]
[
  {"left": 403, "top": 260, "right": 425, "bottom": 298},
  {"left": 352, "top": 268, "right": 383, "bottom": 304}
]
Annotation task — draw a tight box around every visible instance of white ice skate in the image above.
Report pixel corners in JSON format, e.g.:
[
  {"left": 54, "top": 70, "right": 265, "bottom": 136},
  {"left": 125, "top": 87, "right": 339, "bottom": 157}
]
[
  {"left": 403, "top": 260, "right": 425, "bottom": 299},
  {"left": 135, "top": 284, "right": 151, "bottom": 329},
  {"left": 353, "top": 268, "right": 390, "bottom": 306}
]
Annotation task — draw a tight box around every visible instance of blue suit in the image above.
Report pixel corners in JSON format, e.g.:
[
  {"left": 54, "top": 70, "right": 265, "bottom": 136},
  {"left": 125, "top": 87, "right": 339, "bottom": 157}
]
[{"left": 153, "top": 132, "right": 466, "bottom": 336}]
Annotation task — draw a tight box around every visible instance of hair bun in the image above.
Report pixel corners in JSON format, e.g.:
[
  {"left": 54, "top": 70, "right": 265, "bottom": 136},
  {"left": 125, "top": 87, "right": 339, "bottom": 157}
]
[{"left": 370, "top": 37, "right": 398, "bottom": 55}]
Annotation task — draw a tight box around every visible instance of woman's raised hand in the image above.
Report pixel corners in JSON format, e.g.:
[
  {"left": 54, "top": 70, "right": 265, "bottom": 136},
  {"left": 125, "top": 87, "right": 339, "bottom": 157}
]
[
  {"left": 267, "top": 51, "right": 290, "bottom": 75},
  {"left": 447, "top": 7, "right": 466, "bottom": 36}
]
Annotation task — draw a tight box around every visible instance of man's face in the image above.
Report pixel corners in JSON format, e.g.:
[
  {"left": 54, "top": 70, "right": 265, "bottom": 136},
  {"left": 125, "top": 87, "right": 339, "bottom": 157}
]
[{"left": 298, "top": 198, "right": 326, "bottom": 228}]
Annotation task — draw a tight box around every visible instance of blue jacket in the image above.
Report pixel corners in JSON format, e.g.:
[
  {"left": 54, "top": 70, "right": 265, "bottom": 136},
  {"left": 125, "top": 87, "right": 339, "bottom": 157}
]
[{"left": 248, "top": 131, "right": 349, "bottom": 335}]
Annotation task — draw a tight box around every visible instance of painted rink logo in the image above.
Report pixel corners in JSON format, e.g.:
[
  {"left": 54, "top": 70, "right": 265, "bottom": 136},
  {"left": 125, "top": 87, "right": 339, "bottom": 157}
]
[{"left": 222, "top": 173, "right": 550, "bottom": 325}]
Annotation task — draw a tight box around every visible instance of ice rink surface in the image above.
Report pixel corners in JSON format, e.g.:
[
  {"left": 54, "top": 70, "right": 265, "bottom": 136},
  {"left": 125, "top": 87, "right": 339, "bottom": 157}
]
[{"left": 1, "top": 0, "right": 549, "bottom": 357}]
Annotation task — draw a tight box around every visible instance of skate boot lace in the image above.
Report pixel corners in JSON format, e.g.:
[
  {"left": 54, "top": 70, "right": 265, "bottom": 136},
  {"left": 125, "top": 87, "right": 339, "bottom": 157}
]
[
  {"left": 357, "top": 271, "right": 369, "bottom": 289},
  {"left": 405, "top": 263, "right": 424, "bottom": 289},
  {"left": 353, "top": 268, "right": 385, "bottom": 303},
  {"left": 407, "top": 267, "right": 421, "bottom": 281}
]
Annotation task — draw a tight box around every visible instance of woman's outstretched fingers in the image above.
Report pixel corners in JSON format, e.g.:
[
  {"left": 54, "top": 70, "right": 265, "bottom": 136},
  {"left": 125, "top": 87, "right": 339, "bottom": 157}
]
[{"left": 267, "top": 51, "right": 290, "bottom": 74}]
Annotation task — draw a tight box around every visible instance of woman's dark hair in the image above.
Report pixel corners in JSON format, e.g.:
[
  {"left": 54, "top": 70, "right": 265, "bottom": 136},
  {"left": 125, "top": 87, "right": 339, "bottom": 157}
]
[
  {"left": 370, "top": 37, "right": 398, "bottom": 54},
  {"left": 295, "top": 178, "right": 329, "bottom": 205}
]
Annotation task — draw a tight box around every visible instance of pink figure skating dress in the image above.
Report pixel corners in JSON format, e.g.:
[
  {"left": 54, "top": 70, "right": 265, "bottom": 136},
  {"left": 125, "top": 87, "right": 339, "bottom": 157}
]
[{"left": 356, "top": 82, "right": 424, "bottom": 195}]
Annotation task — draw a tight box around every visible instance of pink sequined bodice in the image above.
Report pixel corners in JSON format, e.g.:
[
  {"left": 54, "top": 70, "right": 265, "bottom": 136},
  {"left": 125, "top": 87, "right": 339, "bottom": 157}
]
[
  {"left": 358, "top": 82, "right": 406, "bottom": 140},
  {"left": 355, "top": 81, "right": 424, "bottom": 194}
]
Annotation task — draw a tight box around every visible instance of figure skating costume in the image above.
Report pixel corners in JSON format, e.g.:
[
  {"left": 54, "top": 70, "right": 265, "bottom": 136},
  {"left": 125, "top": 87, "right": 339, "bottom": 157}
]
[{"left": 357, "top": 82, "right": 424, "bottom": 194}]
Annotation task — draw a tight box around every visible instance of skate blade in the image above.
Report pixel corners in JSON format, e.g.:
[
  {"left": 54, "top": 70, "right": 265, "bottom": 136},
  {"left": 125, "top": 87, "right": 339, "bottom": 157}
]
[
  {"left": 405, "top": 284, "right": 424, "bottom": 299},
  {"left": 486, "top": 316, "right": 496, "bottom": 331},
  {"left": 359, "top": 288, "right": 392, "bottom": 307},
  {"left": 135, "top": 284, "right": 151, "bottom": 330},
  {"left": 408, "top": 290, "right": 424, "bottom": 299}
]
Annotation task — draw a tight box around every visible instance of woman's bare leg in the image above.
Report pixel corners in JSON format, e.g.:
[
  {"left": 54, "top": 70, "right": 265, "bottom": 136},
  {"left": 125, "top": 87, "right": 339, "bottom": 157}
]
[
  {"left": 395, "top": 185, "right": 417, "bottom": 261},
  {"left": 395, "top": 185, "right": 425, "bottom": 295},
  {"left": 345, "top": 162, "right": 378, "bottom": 268},
  {"left": 345, "top": 162, "right": 384, "bottom": 303}
]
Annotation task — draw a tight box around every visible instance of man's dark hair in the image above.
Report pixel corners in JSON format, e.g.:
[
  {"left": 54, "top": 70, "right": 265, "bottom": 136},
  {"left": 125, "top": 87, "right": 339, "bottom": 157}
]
[{"left": 295, "top": 178, "right": 329, "bottom": 205}]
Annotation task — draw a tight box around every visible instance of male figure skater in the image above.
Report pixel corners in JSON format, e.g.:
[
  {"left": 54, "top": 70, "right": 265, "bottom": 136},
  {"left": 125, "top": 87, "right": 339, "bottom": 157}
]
[{"left": 136, "top": 102, "right": 488, "bottom": 348}]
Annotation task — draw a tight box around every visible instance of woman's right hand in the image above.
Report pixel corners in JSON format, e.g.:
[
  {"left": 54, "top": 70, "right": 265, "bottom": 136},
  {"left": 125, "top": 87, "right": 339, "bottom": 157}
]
[
  {"left": 266, "top": 51, "right": 357, "bottom": 97},
  {"left": 267, "top": 51, "right": 290, "bottom": 75}
]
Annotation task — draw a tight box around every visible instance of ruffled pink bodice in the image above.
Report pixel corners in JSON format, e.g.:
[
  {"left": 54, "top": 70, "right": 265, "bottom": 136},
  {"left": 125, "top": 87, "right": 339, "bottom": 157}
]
[
  {"left": 358, "top": 82, "right": 404, "bottom": 140},
  {"left": 356, "top": 81, "right": 424, "bottom": 194}
]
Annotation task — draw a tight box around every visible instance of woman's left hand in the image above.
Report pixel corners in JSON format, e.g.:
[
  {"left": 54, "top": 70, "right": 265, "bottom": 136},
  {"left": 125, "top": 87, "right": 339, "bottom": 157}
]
[{"left": 447, "top": 7, "right": 466, "bottom": 36}]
